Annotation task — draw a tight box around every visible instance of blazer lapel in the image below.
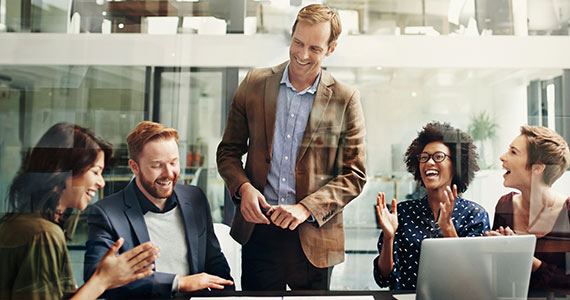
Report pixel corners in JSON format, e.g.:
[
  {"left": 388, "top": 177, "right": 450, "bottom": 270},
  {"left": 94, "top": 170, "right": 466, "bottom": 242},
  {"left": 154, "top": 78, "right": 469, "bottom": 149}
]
[
  {"left": 297, "top": 69, "right": 334, "bottom": 162},
  {"left": 264, "top": 62, "right": 287, "bottom": 157},
  {"left": 123, "top": 180, "right": 151, "bottom": 244},
  {"left": 175, "top": 185, "right": 199, "bottom": 274}
]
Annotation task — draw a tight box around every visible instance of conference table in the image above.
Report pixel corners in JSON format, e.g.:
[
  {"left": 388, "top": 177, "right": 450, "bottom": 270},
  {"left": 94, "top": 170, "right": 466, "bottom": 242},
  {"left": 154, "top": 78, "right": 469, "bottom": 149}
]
[
  {"left": 176, "top": 290, "right": 395, "bottom": 300},
  {"left": 175, "top": 288, "right": 570, "bottom": 300}
]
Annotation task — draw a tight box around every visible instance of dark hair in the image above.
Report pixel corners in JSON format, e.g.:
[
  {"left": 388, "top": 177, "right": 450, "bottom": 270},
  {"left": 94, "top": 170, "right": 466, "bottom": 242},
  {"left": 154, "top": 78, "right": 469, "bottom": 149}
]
[
  {"left": 404, "top": 122, "right": 479, "bottom": 193},
  {"left": 5, "top": 123, "right": 112, "bottom": 230}
]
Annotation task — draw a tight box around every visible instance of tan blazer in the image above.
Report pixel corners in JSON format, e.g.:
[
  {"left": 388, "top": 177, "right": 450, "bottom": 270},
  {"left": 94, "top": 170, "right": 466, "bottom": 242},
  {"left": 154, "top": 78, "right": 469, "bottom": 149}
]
[{"left": 216, "top": 62, "right": 366, "bottom": 268}]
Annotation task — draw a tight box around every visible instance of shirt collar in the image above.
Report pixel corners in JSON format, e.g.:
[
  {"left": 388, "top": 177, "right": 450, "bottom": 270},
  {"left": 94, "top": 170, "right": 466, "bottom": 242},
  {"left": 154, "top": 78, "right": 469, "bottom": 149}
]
[
  {"left": 281, "top": 62, "right": 321, "bottom": 95},
  {"left": 133, "top": 178, "right": 177, "bottom": 214}
]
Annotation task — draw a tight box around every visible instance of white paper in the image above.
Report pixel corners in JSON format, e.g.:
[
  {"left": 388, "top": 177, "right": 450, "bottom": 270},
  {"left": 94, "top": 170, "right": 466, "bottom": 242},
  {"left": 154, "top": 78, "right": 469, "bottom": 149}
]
[
  {"left": 284, "top": 296, "right": 375, "bottom": 300},
  {"left": 190, "top": 295, "right": 375, "bottom": 300},
  {"left": 392, "top": 294, "right": 416, "bottom": 300},
  {"left": 190, "top": 297, "right": 282, "bottom": 300}
]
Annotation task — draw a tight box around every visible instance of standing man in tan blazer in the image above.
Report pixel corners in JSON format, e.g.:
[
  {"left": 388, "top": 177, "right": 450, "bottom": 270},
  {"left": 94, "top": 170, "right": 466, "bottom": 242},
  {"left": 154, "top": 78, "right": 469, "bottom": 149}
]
[{"left": 216, "top": 4, "right": 366, "bottom": 291}]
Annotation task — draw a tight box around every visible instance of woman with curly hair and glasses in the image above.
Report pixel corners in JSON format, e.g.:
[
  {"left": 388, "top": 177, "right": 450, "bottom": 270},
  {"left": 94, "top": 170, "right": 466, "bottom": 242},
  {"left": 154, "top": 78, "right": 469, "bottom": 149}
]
[
  {"left": 487, "top": 126, "right": 570, "bottom": 289},
  {"left": 0, "top": 123, "right": 159, "bottom": 300},
  {"left": 373, "top": 121, "right": 490, "bottom": 290}
]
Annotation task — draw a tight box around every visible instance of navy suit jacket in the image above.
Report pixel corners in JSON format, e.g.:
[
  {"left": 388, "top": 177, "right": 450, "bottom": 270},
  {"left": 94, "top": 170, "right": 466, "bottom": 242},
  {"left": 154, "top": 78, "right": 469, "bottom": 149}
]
[{"left": 84, "top": 180, "right": 232, "bottom": 299}]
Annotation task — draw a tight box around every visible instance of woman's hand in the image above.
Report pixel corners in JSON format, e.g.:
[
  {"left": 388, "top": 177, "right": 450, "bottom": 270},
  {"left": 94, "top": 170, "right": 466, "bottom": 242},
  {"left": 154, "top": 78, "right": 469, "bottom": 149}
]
[
  {"left": 95, "top": 238, "right": 159, "bottom": 290},
  {"left": 72, "top": 238, "right": 159, "bottom": 300},
  {"left": 485, "top": 226, "right": 516, "bottom": 236},
  {"left": 438, "top": 185, "right": 458, "bottom": 237},
  {"left": 375, "top": 192, "right": 398, "bottom": 239},
  {"left": 485, "top": 227, "right": 542, "bottom": 272},
  {"left": 376, "top": 192, "right": 398, "bottom": 278}
]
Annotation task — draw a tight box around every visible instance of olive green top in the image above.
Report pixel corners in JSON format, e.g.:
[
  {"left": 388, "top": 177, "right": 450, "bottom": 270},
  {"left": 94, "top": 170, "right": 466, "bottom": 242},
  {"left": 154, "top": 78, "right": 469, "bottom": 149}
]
[{"left": 0, "top": 213, "right": 76, "bottom": 300}]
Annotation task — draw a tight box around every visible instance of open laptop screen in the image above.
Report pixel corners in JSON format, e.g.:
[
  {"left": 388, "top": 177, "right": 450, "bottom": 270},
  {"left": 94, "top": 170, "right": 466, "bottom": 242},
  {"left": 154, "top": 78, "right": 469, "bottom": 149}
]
[{"left": 416, "top": 235, "right": 536, "bottom": 300}]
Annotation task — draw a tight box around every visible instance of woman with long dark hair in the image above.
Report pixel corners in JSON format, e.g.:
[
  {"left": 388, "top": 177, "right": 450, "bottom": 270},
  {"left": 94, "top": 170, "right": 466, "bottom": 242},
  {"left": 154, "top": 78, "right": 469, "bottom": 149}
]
[{"left": 0, "top": 122, "right": 159, "bottom": 300}]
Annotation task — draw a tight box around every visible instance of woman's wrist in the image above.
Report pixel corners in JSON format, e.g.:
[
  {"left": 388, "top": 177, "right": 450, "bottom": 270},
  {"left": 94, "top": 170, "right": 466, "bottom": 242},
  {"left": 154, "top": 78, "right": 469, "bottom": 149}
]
[
  {"left": 94, "top": 272, "right": 109, "bottom": 290},
  {"left": 91, "top": 271, "right": 111, "bottom": 293},
  {"left": 440, "top": 222, "right": 457, "bottom": 237},
  {"left": 382, "top": 233, "right": 395, "bottom": 243},
  {"left": 72, "top": 273, "right": 107, "bottom": 300},
  {"left": 531, "top": 257, "right": 542, "bottom": 272}
]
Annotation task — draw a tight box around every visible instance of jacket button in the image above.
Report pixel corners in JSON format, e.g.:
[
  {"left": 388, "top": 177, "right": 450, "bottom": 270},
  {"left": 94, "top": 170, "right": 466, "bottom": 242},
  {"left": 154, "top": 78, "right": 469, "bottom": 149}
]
[{"left": 266, "top": 158, "right": 271, "bottom": 163}]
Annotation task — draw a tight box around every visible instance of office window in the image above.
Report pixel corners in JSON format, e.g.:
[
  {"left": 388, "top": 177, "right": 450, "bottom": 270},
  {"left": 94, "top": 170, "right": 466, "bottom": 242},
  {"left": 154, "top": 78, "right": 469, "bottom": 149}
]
[{"left": 1, "top": 0, "right": 569, "bottom": 294}]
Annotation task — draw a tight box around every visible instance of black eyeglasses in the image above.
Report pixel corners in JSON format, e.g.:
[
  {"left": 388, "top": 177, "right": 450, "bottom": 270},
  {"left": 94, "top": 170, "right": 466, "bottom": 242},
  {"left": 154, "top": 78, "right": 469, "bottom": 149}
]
[{"left": 417, "top": 151, "right": 451, "bottom": 163}]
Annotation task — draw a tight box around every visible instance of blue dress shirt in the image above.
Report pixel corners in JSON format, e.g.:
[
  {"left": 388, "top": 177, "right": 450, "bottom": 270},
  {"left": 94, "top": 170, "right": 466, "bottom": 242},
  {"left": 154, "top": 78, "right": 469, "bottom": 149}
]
[
  {"left": 263, "top": 63, "right": 321, "bottom": 206},
  {"left": 373, "top": 196, "right": 490, "bottom": 290}
]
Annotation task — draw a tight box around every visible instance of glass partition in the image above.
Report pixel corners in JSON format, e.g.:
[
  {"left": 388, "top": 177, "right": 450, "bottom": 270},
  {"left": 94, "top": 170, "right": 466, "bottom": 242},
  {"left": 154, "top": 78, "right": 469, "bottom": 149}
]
[
  {"left": 1, "top": 0, "right": 569, "bottom": 295},
  {"left": 2, "top": 63, "right": 568, "bottom": 289},
  {"left": 0, "top": 65, "right": 148, "bottom": 210},
  {"left": 3, "top": 0, "right": 570, "bottom": 36}
]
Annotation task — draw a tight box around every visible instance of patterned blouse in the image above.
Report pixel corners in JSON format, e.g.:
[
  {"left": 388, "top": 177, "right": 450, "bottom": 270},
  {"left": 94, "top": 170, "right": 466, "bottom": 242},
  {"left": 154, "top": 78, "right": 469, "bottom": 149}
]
[{"left": 373, "top": 196, "right": 490, "bottom": 290}]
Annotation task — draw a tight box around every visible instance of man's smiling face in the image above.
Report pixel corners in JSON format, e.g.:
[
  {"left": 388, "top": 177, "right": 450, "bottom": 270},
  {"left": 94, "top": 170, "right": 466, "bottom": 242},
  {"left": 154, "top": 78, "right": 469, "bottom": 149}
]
[{"left": 288, "top": 20, "right": 335, "bottom": 87}]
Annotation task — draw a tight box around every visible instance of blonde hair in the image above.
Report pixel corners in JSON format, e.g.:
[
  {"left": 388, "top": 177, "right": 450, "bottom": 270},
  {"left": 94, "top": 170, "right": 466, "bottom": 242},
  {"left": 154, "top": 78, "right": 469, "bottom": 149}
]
[
  {"left": 291, "top": 4, "right": 342, "bottom": 47},
  {"left": 520, "top": 125, "right": 570, "bottom": 185},
  {"left": 127, "top": 121, "right": 178, "bottom": 161}
]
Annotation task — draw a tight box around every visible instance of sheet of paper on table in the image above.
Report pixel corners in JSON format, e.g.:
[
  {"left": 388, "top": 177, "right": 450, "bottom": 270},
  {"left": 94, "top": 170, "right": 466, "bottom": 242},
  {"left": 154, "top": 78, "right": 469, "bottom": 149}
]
[
  {"left": 190, "top": 296, "right": 375, "bottom": 300},
  {"left": 190, "top": 297, "right": 282, "bottom": 300},
  {"left": 284, "top": 296, "right": 375, "bottom": 300},
  {"left": 392, "top": 294, "right": 416, "bottom": 300}
]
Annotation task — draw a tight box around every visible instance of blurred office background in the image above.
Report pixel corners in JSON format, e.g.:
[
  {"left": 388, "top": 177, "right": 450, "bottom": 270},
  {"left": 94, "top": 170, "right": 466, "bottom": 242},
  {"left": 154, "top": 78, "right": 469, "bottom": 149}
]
[{"left": 1, "top": 0, "right": 569, "bottom": 291}]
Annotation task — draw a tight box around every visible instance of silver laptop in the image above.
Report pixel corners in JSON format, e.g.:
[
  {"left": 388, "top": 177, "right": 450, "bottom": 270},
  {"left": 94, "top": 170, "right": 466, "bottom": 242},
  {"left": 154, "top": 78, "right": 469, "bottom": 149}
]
[{"left": 416, "top": 235, "right": 536, "bottom": 300}]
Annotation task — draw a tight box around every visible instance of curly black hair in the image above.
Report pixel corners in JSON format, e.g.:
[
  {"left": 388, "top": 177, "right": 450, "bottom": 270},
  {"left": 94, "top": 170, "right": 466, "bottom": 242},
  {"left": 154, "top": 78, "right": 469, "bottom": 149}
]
[{"left": 404, "top": 122, "right": 479, "bottom": 193}]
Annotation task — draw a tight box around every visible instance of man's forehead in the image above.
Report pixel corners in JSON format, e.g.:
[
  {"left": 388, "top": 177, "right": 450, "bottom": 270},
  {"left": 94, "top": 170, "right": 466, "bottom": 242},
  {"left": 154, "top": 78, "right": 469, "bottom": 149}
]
[
  {"left": 140, "top": 154, "right": 179, "bottom": 164},
  {"left": 140, "top": 138, "right": 178, "bottom": 156},
  {"left": 143, "top": 137, "right": 177, "bottom": 147},
  {"left": 292, "top": 21, "right": 330, "bottom": 42}
]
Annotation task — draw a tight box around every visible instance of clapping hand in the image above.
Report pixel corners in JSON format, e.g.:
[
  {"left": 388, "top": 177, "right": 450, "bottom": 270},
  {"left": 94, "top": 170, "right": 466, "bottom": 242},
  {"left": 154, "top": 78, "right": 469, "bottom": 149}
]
[
  {"left": 375, "top": 192, "right": 398, "bottom": 239},
  {"left": 485, "top": 227, "right": 543, "bottom": 271},
  {"left": 485, "top": 226, "right": 516, "bottom": 236},
  {"left": 96, "top": 238, "right": 159, "bottom": 290},
  {"left": 438, "top": 184, "right": 458, "bottom": 237},
  {"left": 71, "top": 238, "right": 160, "bottom": 300}
]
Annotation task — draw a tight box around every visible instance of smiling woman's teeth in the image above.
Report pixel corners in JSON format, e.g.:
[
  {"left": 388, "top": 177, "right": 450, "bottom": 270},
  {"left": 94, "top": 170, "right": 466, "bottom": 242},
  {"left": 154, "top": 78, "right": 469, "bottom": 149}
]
[{"left": 426, "top": 170, "right": 438, "bottom": 176}]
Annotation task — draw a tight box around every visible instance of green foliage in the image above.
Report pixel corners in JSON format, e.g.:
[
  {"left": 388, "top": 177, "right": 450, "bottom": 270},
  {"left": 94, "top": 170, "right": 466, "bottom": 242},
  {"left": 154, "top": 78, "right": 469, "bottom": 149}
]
[{"left": 468, "top": 111, "right": 499, "bottom": 142}]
